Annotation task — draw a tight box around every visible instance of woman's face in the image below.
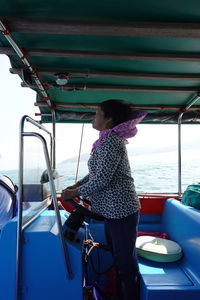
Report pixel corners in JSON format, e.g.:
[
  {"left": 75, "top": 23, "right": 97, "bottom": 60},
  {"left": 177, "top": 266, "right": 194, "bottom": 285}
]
[{"left": 92, "top": 107, "right": 112, "bottom": 131}]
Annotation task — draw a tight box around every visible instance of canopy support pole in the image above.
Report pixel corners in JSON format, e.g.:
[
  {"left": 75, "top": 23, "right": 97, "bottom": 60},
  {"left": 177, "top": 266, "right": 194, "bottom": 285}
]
[
  {"left": 51, "top": 110, "right": 56, "bottom": 169},
  {"left": 178, "top": 113, "right": 183, "bottom": 196},
  {"left": 177, "top": 94, "right": 200, "bottom": 196}
]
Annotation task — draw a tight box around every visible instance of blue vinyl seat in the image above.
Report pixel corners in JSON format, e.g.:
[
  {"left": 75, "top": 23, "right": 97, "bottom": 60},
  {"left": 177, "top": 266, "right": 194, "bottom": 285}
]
[{"left": 139, "top": 199, "right": 200, "bottom": 300}]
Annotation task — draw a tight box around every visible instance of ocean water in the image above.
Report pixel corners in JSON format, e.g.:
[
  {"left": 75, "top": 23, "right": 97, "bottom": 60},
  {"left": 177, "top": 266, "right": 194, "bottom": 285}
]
[
  {"left": 2, "top": 149, "right": 200, "bottom": 194},
  {"left": 54, "top": 148, "right": 200, "bottom": 193}
]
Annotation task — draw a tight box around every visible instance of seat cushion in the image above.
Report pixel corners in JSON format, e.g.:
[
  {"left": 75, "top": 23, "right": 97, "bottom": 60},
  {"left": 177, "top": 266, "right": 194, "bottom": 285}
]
[
  {"left": 136, "top": 236, "right": 182, "bottom": 262},
  {"left": 139, "top": 258, "right": 193, "bottom": 286}
]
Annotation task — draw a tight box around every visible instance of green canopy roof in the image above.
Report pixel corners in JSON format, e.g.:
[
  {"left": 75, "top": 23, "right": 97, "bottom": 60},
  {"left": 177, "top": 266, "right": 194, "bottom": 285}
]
[{"left": 1, "top": 0, "right": 200, "bottom": 123}]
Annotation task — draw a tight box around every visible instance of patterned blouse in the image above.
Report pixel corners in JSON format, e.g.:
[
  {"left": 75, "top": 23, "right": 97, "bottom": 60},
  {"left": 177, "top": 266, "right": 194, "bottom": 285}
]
[{"left": 78, "top": 133, "right": 140, "bottom": 219}]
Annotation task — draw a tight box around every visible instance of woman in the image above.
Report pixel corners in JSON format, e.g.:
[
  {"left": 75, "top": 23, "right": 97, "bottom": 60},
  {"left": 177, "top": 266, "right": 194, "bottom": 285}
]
[{"left": 61, "top": 99, "right": 147, "bottom": 300}]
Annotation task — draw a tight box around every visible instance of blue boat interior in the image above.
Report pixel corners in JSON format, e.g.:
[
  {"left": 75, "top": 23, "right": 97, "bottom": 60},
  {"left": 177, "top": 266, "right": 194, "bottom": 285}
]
[
  {"left": 0, "top": 197, "right": 200, "bottom": 300},
  {"left": 1, "top": 1, "right": 200, "bottom": 299}
]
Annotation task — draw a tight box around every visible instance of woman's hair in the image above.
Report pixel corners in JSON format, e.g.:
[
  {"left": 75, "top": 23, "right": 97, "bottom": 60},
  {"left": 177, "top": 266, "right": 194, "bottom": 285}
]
[{"left": 99, "top": 99, "right": 134, "bottom": 127}]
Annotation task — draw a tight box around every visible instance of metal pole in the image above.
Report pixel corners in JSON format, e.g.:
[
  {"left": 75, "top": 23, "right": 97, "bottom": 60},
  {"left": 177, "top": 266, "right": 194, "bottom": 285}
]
[
  {"left": 185, "top": 94, "right": 200, "bottom": 110},
  {"left": 15, "top": 116, "right": 73, "bottom": 300},
  {"left": 24, "top": 132, "right": 73, "bottom": 279},
  {"left": 178, "top": 112, "right": 183, "bottom": 196},
  {"left": 24, "top": 115, "right": 52, "bottom": 135},
  {"left": 15, "top": 117, "right": 25, "bottom": 300},
  {"left": 177, "top": 94, "right": 200, "bottom": 196},
  {"left": 51, "top": 110, "right": 56, "bottom": 170},
  {"left": 23, "top": 115, "right": 54, "bottom": 169}
]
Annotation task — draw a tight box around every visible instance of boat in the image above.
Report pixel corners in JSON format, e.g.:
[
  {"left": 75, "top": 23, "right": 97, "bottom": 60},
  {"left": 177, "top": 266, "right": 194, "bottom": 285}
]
[{"left": 0, "top": 1, "right": 200, "bottom": 299}]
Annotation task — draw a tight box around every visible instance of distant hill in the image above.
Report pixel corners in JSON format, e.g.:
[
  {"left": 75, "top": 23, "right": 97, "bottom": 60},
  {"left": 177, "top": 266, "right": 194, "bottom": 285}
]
[
  {"left": 2, "top": 139, "right": 199, "bottom": 184},
  {"left": 58, "top": 138, "right": 200, "bottom": 164},
  {"left": 128, "top": 139, "right": 200, "bottom": 156},
  {"left": 58, "top": 153, "right": 90, "bottom": 165}
]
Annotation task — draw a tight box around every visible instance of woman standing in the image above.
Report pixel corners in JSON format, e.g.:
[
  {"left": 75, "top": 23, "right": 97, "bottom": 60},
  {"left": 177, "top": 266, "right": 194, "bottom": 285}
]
[{"left": 62, "top": 100, "right": 147, "bottom": 300}]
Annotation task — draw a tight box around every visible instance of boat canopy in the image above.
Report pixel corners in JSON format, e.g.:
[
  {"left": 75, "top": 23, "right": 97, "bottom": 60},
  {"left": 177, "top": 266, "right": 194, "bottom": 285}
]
[{"left": 1, "top": 0, "right": 200, "bottom": 124}]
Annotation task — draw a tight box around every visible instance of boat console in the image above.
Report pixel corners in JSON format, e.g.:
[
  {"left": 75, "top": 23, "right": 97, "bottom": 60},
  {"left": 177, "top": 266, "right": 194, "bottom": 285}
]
[{"left": 0, "top": 198, "right": 110, "bottom": 300}]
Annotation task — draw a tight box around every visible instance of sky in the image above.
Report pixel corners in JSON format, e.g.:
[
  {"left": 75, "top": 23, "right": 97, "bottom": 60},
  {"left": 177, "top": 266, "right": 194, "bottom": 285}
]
[
  {"left": 0, "top": 55, "right": 98, "bottom": 170},
  {"left": 0, "top": 55, "right": 200, "bottom": 171}
]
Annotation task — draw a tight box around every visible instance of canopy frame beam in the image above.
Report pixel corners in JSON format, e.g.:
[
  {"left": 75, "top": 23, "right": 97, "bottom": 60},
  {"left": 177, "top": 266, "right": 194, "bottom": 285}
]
[{"left": 4, "top": 18, "right": 200, "bottom": 39}]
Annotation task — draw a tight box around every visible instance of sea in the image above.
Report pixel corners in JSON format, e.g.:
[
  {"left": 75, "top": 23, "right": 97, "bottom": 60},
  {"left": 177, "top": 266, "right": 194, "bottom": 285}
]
[{"left": 2, "top": 148, "right": 200, "bottom": 194}]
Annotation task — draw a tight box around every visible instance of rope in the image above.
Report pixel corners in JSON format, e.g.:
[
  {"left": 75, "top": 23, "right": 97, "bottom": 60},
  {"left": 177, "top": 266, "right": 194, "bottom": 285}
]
[{"left": 75, "top": 124, "right": 85, "bottom": 183}]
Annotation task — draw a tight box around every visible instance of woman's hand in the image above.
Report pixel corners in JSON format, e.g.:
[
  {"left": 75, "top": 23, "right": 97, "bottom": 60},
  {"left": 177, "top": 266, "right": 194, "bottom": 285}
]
[
  {"left": 62, "top": 181, "right": 81, "bottom": 192},
  {"left": 61, "top": 188, "right": 80, "bottom": 201}
]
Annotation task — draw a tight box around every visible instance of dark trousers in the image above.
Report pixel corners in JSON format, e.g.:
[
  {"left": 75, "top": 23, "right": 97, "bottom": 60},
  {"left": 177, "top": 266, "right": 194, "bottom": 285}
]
[{"left": 104, "top": 212, "right": 140, "bottom": 300}]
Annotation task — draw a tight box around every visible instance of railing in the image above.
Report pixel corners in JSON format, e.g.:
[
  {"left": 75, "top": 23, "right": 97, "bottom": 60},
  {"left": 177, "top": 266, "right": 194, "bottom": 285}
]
[
  {"left": 177, "top": 94, "right": 200, "bottom": 196},
  {"left": 16, "top": 116, "right": 73, "bottom": 300}
]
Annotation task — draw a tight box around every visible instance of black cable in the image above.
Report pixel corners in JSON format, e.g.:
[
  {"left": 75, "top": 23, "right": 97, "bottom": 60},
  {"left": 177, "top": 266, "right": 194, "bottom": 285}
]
[{"left": 96, "top": 247, "right": 100, "bottom": 283}]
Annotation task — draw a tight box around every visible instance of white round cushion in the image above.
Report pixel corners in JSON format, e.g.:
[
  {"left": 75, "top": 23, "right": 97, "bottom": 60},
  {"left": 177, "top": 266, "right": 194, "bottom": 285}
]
[{"left": 136, "top": 236, "right": 182, "bottom": 262}]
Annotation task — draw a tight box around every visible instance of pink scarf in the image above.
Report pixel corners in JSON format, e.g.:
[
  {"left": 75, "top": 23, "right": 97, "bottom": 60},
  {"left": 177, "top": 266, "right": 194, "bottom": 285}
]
[{"left": 91, "top": 110, "right": 147, "bottom": 153}]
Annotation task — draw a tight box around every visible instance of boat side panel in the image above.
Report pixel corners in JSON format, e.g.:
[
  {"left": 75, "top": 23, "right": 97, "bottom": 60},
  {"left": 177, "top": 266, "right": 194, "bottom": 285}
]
[
  {"left": 0, "top": 220, "right": 17, "bottom": 300},
  {"left": 20, "top": 211, "right": 84, "bottom": 300}
]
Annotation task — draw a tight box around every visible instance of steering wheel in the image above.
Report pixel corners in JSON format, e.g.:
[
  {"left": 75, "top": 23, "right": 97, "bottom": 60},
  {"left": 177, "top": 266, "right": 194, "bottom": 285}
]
[{"left": 65, "top": 197, "right": 104, "bottom": 221}]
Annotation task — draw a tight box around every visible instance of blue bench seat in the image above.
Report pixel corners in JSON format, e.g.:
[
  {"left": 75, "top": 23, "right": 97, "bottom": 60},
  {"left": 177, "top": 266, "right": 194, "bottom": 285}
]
[
  {"left": 139, "top": 258, "right": 192, "bottom": 286},
  {"left": 139, "top": 199, "right": 200, "bottom": 300}
]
